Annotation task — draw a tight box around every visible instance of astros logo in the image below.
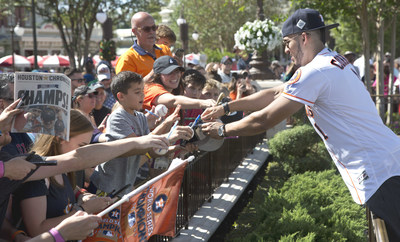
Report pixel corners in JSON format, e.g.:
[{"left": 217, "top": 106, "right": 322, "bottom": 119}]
[
  {"left": 287, "top": 69, "right": 302, "bottom": 85},
  {"left": 152, "top": 194, "right": 168, "bottom": 213},
  {"left": 108, "top": 208, "right": 120, "bottom": 219}
]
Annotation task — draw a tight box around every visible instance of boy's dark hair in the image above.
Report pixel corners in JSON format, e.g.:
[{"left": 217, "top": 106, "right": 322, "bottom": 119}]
[
  {"left": 181, "top": 69, "right": 206, "bottom": 89},
  {"left": 64, "top": 68, "right": 81, "bottom": 77},
  {"left": 111, "top": 71, "right": 143, "bottom": 101},
  {"left": 156, "top": 25, "right": 177, "bottom": 43},
  {"left": 205, "top": 70, "right": 222, "bottom": 83}
]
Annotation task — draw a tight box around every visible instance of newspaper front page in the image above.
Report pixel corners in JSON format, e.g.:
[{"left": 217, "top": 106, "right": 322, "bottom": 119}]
[{"left": 12, "top": 72, "right": 71, "bottom": 141}]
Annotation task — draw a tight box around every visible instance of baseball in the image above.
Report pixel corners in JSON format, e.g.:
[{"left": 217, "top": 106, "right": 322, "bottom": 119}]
[
  {"left": 153, "top": 147, "right": 168, "bottom": 155},
  {"left": 155, "top": 104, "right": 168, "bottom": 117}
]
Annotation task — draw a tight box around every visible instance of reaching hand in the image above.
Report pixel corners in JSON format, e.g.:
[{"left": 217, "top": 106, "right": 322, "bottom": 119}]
[
  {"left": 3, "top": 156, "right": 37, "bottom": 180},
  {"left": 133, "top": 134, "right": 170, "bottom": 150},
  {"left": 168, "top": 126, "right": 194, "bottom": 143},
  {"left": 201, "top": 105, "right": 224, "bottom": 122},
  {"left": 163, "top": 105, "right": 181, "bottom": 129},
  {"left": 0, "top": 99, "right": 24, "bottom": 132},
  {"left": 55, "top": 211, "right": 101, "bottom": 241},
  {"left": 80, "top": 196, "right": 113, "bottom": 214},
  {"left": 200, "top": 99, "right": 216, "bottom": 109}
]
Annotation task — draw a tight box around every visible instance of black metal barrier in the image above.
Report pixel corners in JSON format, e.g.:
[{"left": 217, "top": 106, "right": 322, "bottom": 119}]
[{"left": 151, "top": 133, "right": 266, "bottom": 241}]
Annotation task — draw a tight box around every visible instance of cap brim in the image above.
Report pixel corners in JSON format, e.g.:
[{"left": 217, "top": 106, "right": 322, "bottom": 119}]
[
  {"left": 308, "top": 23, "right": 339, "bottom": 33},
  {"left": 283, "top": 23, "right": 339, "bottom": 37},
  {"left": 160, "top": 65, "right": 185, "bottom": 74}
]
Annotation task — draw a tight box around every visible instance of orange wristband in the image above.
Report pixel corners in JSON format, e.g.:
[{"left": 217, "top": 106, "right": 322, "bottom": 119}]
[{"left": 11, "top": 230, "right": 26, "bottom": 241}]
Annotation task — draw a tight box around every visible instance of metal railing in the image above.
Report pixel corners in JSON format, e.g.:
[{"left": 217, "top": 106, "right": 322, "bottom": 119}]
[{"left": 152, "top": 133, "right": 265, "bottom": 241}]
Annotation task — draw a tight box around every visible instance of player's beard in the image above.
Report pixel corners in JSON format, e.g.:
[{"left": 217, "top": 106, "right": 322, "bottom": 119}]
[{"left": 292, "top": 41, "right": 305, "bottom": 66}]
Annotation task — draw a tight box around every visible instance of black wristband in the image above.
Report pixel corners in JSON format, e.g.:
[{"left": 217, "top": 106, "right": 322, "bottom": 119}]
[{"left": 222, "top": 102, "right": 230, "bottom": 115}]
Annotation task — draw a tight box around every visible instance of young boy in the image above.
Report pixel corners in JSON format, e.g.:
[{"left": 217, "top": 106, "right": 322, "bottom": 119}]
[
  {"left": 156, "top": 25, "right": 176, "bottom": 48},
  {"left": 90, "top": 71, "right": 193, "bottom": 196},
  {"left": 181, "top": 69, "right": 206, "bottom": 126}
]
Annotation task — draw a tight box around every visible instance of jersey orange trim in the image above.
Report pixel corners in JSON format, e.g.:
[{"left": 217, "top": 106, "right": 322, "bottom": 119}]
[
  {"left": 332, "top": 153, "right": 363, "bottom": 204},
  {"left": 282, "top": 92, "right": 315, "bottom": 105},
  {"left": 287, "top": 69, "right": 301, "bottom": 85}
]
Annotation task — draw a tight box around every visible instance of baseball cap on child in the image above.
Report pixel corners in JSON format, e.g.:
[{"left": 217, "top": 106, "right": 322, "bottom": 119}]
[
  {"left": 97, "top": 63, "right": 111, "bottom": 82},
  {"left": 153, "top": 56, "right": 185, "bottom": 74},
  {"left": 220, "top": 56, "right": 233, "bottom": 64},
  {"left": 72, "top": 85, "right": 97, "bottom": 101},
  {"left": 282, "top": 8, "right": 339, "bottom": 38}
]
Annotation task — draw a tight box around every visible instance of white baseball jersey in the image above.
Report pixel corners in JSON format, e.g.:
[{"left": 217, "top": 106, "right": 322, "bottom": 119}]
[{"left": 282, "top": 48, "right": 400, "bottom": 204}]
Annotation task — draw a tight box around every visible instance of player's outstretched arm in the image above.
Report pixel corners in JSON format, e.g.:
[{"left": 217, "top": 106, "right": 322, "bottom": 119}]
[
  {"left": 202, "top": 95, "right": 303, "bottom": 138},
  {"left": 201, "top": 84, "right": 285, "bottom": 121}
]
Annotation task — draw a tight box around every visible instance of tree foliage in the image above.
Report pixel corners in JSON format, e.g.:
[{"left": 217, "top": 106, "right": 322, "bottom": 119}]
[
  {"left": 171, "top": 0, "right": 288, "bottom": 56},
  {"left": 32, "top": 0, "right": 164, "bottom": 69}
]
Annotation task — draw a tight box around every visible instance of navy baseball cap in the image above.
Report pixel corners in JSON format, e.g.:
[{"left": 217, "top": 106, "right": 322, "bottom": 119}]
[
  {"left": 282, "top": 9, "right": 339, "bottom": 37},
  {"left": 153, "top": 56, "right": 185, "bottom": 74},
  {"left": 221, "top": 56, "right": 233, "bottom": 64}
]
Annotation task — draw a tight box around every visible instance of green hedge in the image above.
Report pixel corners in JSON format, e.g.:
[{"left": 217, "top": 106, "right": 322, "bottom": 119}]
[
  {"left": 226, "top": 124, "right": 367, "bottom": 241},
  {"left": 226, "top": 170, "right": 367, "bottom": 241},
  {"left": 268, "top": 124, "right": 333, "bottom": 175}
]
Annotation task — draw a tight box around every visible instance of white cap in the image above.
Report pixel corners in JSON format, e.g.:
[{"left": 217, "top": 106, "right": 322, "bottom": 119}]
[{"left": 97, "top": 63, "right": 111, "bottom": 82}]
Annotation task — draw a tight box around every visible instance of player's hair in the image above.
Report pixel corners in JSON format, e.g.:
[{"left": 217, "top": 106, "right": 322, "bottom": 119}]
[
  {"left": 181, "top": 69, "right": 206, "bottom": 89},
  {"left": 31, "top": 109, "right": 94, "bottom": 188},
  {"left": 111, "top": 71, "right": 143, "bottom": 101},
  {"left": 156, "top": 24, "right": 176, "bottom": 43}
]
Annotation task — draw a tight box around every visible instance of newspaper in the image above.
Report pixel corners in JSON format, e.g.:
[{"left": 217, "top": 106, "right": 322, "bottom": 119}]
[{"left": 12, "top": 72, "right": 71, "bottom": 141}]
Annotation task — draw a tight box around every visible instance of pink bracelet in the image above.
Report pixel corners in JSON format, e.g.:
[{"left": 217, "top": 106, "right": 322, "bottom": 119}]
[
  {"left": 49, "top": 228, "right": 65, "bottom": 242},
  {"left": 0, "top": 161, "right": 4, "bottom": 178}
]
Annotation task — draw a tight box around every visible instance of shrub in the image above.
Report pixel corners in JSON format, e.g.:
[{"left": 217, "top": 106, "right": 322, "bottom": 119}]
[
  {"left": 226, "top": 170, "right": 367, "bottom": 241},
  {"left": 268, "top": 124, "right": 333, "bottom": 175}
]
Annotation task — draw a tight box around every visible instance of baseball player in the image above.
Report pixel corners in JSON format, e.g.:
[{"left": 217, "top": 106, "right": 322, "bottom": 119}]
[{"left": 200, "top": 8, "right": 400, "bottom": 240}]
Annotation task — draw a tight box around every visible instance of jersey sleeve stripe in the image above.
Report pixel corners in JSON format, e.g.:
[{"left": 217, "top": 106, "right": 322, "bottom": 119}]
[{"left": 282, "top": 92, "right": 315, "bottom": 105}]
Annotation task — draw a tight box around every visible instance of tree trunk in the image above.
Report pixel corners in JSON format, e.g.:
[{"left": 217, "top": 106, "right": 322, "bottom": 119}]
[
  {"left": 360, "top": 0, "right": 371, "bottom": 93},
  {"left": 375, "top": 1, "right": 385, "bottom": 120},
  {"left": 386, "top": 14, "right": 397, "bottom": 126}
]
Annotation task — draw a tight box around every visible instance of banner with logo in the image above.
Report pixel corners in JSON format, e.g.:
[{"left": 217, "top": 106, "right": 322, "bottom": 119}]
[{"left": 84, "top": 157, "right": 190, "bottom": 242}]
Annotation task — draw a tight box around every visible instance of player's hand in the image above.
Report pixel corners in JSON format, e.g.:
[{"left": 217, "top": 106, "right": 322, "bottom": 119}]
[
  {"left": 201, "top": 105, "right": 225, "bottom": 122},
  {"left": 55, "top": 211, "right": 101, "bottom": 241},
  {"left": 0, "top": 99, "right": 24, "bottom": 132},
  {"left": 201, "top": 122, "right": 224, "bottom": 139},
  {"left": 4, "top": 156, "right": 37, "bottom": 180}
]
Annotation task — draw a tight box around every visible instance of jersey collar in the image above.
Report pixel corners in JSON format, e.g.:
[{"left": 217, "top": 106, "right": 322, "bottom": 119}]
[{"left": 132, "top": 40, "right": 162, "bottom": 60}]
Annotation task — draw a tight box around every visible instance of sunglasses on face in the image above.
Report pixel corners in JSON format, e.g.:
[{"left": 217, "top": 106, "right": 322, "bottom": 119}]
[
  {"left": 85, "top": 92, "right": 98, "bottom": 98},
  {"left": 73, "top": 79, "right": 85, "bottom": 83},
  {"left": 137, "top": 25, "right": 158, "bottom": 33}
]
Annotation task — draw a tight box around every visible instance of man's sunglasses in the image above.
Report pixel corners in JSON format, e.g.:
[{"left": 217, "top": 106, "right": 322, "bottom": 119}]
[{"left": 137, "top": 25, "right": 158, "bottom": 33}]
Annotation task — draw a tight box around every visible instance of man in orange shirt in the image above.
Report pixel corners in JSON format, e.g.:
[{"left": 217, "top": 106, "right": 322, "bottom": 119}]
[{"left": 115, "top": 12, "right": 172, "bottom": 82}]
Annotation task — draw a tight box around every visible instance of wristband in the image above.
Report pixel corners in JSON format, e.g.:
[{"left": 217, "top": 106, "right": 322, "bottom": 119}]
[
  {"left": 11, "top": 230, "right": 26, "bottom": 241},
  {"left": 145, "top": 152, "right": 152, "bottom": 159},
  {"left": 49, "top": 228, "right": 65, "bottom": 242},
  {"left": 0, "top": 161, "right": 4, "bottom": 178}
]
